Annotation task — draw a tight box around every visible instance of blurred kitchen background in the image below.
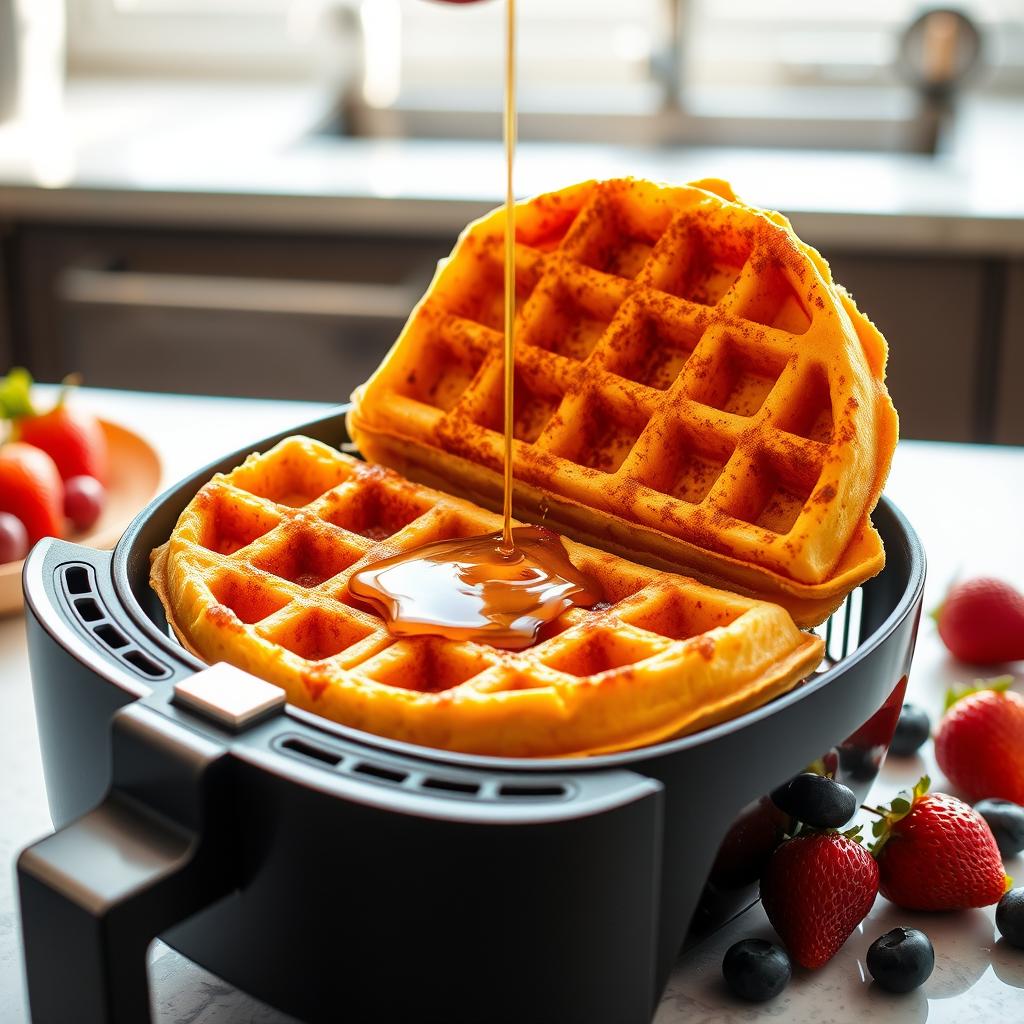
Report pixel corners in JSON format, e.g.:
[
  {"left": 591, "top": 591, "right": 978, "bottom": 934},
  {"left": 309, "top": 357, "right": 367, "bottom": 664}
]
[{"left": 0, "top": 0, "right": 1022, "bottom": 442}]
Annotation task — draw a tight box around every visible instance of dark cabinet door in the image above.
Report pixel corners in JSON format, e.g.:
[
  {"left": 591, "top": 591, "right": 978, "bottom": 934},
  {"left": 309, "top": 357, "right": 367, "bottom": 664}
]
[
  {"left": 13, "top": 225, "right": 448, "bottom": 401},
  {"left": 0, "top": 225, "right": 12, "bottom": 370},
  {"left": 996, "top": 262, "right": 1024, "bottom": 445},
  {"left": 10, "top": 223, "right": 1015, "bottom": 442},
  {"left": 826, "top": 253, "right": 985, "bottom": 443}
]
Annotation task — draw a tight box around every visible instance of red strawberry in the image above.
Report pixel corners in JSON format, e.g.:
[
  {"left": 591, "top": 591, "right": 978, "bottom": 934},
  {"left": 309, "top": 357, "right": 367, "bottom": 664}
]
[
  {"left": 935, "top": 578, "right": 1024, "bottom": 664},
  {"left": 760, "top": 828, "right": 878, "bottom": 969},
  {"left": 871, "top": 776, "right": 1009, "bottom": 911},
  {"left": 710, "top": 795, "right": 792, "bottom": 890},
  {"left": 1, "top": 368, "right": 108, "bottom": 484},
  {"left": 0, "top": 443, "right": 64, "bottom": 544},
  {"left": 934, "top": 680, "right": 1024, "bottom": 804},
  {"left": 18, "top": 405, "right": 108, "bottom": 484}
]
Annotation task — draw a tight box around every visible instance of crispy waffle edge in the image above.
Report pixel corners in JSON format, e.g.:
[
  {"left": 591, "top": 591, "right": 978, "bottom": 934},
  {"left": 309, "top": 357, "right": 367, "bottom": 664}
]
[{"left": 151, "top": 436, "right": 826, "bottom": 758}]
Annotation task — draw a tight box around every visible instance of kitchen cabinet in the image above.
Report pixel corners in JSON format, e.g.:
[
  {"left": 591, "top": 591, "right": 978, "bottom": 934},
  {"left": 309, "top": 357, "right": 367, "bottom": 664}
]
[
  {"left": 9, "top": 224, "right": 443, "bottom": 402},
  {"left": 825, "top": 254, "right": 988, "bottom": 443},
  {"left": 0, "top": 227, "right": 12, "bottom": 370},
  {"left": 996, "top": 262, "right": 1024, "bottom": 445},
  {"left": 3, "top": 221, "right": 1019, "bottom": 442}
]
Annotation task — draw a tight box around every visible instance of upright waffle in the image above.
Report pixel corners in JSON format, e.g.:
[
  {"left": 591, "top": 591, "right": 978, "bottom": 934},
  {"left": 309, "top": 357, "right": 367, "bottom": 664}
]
[
  {"left": 348, "top": 178, "right": 898, "bottom": 626},
  {"left": 151, "top": 437, "right": 824, "bottom": 757}
]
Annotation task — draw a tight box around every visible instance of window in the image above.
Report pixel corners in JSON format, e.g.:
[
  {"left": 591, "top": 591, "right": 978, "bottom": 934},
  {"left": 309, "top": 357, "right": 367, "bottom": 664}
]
[
  {"left": 67, "top": 1, "right": 1024, "bottom": 142},
  {"left": 686, "top": 1, "right": 1024, "bottom": 93},
  {"left": 387, "top": 0, "right": 664, "bottom": 100},
  {"left": 68, "top": 0, "right": 312, "bottom": 76}
]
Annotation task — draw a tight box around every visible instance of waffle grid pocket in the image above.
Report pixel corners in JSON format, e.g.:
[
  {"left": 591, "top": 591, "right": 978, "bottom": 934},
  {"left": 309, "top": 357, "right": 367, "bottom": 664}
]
[
  {"left": 153, "top": 437, "right": 824, "bottom": 756},
  {"left": 349, "top": 177, "right": 898, "bottom": 613}
]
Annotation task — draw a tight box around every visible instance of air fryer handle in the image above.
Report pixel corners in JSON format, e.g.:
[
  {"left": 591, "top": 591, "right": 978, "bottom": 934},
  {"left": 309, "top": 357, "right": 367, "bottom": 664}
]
[{"left": 18, "top": 702, "right": 235, "bottom": 1024}]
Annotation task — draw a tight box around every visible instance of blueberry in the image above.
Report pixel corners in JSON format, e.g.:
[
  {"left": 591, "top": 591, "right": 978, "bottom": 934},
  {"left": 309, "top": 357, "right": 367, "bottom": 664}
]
[
  {"left": 722, "top": 938, "right": 791, "bottom": 1002},
  {"left": 890, "top": 704, "right": 931, "bottom": 757},
  {"left": 974, "top": 798, "right": 1024, "bottom": 858},
  {"left": 866, "top": 927, "right": 935, "bottom": 993},
  {"left": 996, "top": 888, "right": 1024, "bottom": 949},
  {"left": 769, "top": 772, "right": 857, "bottom": 828},
  {"left": 838, "top": 743, "right": 884, "bottom": 782}
]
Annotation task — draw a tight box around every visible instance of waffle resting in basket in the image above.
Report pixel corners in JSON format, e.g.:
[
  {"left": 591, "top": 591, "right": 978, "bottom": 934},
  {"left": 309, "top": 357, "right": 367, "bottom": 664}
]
[
  {"left": 151, "top": 437, "right": 824, "bottom": 757},
  {"left": 348, "top": 178, "right": 898, "bottom": 627}
]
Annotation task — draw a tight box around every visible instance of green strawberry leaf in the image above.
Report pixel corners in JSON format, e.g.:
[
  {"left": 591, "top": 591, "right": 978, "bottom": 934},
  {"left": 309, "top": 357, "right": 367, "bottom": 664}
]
[
  {"left": 944, "top": 677, "right": 1014, "bottom": 712},
  {"left": 0, "top": 367, "right": 37, "bottom": 421},
  {"left": 867, "top": 775, "right": 931, "bottom": 858}
]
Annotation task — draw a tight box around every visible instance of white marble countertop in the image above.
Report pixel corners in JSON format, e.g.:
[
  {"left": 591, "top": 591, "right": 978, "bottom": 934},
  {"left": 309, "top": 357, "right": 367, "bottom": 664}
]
[
  {"left": 0, "top": 79, "right": 1023, "bottom": 253},
  {"left": 0, "top": 387, "right": 1022, "bottom": 1022}
]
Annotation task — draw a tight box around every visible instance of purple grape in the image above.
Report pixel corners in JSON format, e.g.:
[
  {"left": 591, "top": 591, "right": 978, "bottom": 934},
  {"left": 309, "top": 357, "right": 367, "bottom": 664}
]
[
  {"left": 64, "top": 476, "right": 106, "bottom": 532},
  {"left": 0, "top": 512, "right": 30, "bottom": 564}
]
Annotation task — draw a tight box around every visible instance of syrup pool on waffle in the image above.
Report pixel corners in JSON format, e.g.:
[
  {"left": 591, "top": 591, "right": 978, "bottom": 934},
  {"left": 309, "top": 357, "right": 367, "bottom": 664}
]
[
  {"left": 349, "top": 0, "right": 599, "bottom": 649},
  {"left": 348, "top": 526, "right": 600, "bottom": 651}
]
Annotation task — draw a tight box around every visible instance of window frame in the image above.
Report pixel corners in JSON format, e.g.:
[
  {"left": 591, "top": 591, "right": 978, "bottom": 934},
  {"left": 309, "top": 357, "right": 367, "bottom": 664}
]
[
  {"left": 66, "top": 0, "right": 318, "bottom": 78},
  {"left": 65, "top": 0, "right": 1024, "bottom": 93}
]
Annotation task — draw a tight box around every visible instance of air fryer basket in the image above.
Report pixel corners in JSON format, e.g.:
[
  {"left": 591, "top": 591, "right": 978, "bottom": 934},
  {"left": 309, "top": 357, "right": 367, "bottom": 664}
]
[{"left": 18, "top": 407, "right": 925, "bottom": 1024}]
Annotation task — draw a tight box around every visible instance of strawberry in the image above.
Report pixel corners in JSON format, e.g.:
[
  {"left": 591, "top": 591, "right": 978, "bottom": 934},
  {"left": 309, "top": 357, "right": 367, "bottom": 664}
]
[
  {"left": 934, "top": 577, "right": 1024, "bottom": 664},
  {"left": 870, "top": 776, "right": 1009, "bottom": 911},
  {"left": 1, "top": 368, "right": 108, "bottom": 484},
  {"left": 934, "top": 679, "right": 1024, "bottom": 804},
  {"left": 760, "top": 828, "right": 878, "bottom": 969},
  {"left": 0, "top": 443, "right": 64, "bottom": 544}
]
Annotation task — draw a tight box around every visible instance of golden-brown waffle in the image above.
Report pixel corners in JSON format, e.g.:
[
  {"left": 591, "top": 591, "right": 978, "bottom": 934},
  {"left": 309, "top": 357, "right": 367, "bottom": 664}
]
[
  {"left": 348, "top": 178, "right": 898, "bottom": 626},
  {"left": 151, "top": 437, "right": 824, "bottom": 757}
]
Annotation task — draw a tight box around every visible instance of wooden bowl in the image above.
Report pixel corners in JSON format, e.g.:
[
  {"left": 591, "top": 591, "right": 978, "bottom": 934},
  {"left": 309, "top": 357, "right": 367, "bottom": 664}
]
[{"left": 0, "top": 421, "right": 162, "bottom": 615}]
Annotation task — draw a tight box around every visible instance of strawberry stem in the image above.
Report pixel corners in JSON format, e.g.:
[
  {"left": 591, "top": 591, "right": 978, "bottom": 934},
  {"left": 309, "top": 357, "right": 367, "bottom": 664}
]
[
  {"left": 56, "top": 372, "right": 83, "bottom": 408},
  {"left": 944, "top": 676, "right": 1014, "bottom": 712}
]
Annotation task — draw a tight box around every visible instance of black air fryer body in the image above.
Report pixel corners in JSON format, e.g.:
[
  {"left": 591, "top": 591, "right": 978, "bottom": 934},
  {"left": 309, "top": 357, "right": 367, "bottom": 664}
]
[{"left": 18, "top": 408, "right": 924, "bottom": 1024}]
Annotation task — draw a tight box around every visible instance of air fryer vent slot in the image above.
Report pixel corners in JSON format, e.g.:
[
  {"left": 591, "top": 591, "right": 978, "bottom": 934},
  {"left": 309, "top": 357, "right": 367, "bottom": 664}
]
[
  {"left": 274, "top": 734, "right": 575, "bottom": 803},
  {"left": 498, "top": 783, "right": 569, "bottom": 799},
  {"left": 281, "top": 737, "right": 343, "bottom": 767},
  {"left": 421, "top": 777, "right": 480, "bottom": 796},
  {"left": 74, "top": 598, "right": 103, "bottom": 623},
  {"left": 58, "top": 561, "right": 172, "bottom": 680},
  {"left": 123, "top": 651, "right": 167, "bottom": 678},
  {"left": 64, "top": 566, "right": 91, "bottom": 595},
  {"left": 61, "top": 563, "right": 95, "bottom": 597},
  {"left": 93, "top": 624, "right": 129, "bottom": 650},
  {"left": 352, "top": 762, "right": 408, "bottom": 785}
]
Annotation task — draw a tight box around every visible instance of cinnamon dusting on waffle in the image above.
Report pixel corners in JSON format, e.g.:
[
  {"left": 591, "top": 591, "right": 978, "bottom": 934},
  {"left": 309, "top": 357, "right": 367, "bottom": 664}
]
[
  {"left": 151, "top": 437, "right": 824, "bottom": 756},
  {"left": 349, "top": 177, "right": 898, "bottom": 626}
]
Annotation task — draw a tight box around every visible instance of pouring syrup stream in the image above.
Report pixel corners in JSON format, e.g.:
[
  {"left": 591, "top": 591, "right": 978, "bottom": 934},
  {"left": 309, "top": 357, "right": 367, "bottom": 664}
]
[
  {"left": 499, "top": 0, "right": 516, "bottom": 556},
  {"left": 349, "top": 0, "right": 600, "bottom": 648}
]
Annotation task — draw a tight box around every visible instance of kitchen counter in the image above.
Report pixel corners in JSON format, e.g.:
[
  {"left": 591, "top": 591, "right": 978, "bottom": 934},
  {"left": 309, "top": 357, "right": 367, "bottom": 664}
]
[
  {"left": 1, "top": 387, "right": 1023, "bottom": 1022},
  {"left": 1, "top": 79, "right": 1024, "bottom": 253}
]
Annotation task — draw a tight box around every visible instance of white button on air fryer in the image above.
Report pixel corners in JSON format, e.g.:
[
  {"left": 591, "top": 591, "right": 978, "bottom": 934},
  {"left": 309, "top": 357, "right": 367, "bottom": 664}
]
[{"left": 174, "top": 662, "right": 285, "bottom": 729}]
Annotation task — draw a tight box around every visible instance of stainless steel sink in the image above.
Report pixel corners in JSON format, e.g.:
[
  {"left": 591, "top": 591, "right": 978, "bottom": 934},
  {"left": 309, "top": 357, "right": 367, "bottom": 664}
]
[{"left": 317, "top": 84, "right": 947, "bottom": 155}]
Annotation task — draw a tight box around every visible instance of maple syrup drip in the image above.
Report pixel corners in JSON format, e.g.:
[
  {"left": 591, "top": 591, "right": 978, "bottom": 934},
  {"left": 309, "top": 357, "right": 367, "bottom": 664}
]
[
  {"left": 348, "top": 526, "right": 600, "bottom": 651},
  {"left": 348, "top": 1, "right": 600, "bottom": 650},
  {"left": 500, "top": 0, "right": 517, "bottom": 555}
]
